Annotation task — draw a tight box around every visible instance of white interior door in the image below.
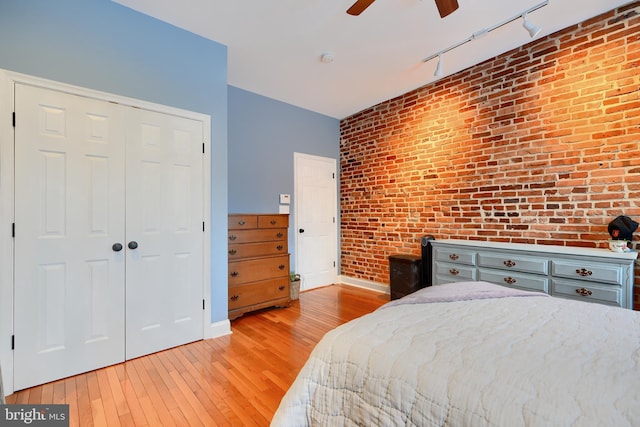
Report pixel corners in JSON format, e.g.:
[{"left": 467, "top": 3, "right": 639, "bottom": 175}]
[
  {"left": 294, "top": 153, "right": 338, "bottom": 291},
  {"left": 124, "top": 108, "right": 204, "bottom": 360},
  {"left": 13, "top": 82, "right": 205, "bottom": 390},
  {"left": 13, "top": 84, "right": 126, "bottom": 390}
]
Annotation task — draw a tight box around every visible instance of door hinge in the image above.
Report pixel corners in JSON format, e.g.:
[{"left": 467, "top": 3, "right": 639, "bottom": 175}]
[
  {"left": 203, "top": 221, "right": 205, "bottom": 232},
  {"left": 11, "top": 335, "right": 14, "bottom": 350},
  {"left": 203, "top": 299, "right": 205, "bottom": 310},
  {"left": 202, "top": 142, "right": 205, "bottom": 154},
  {"left": 12, "top": 222, "right": 15, "bottom": 238},
  {"left": 332, "top": 172, "right": 335, "bottom": 179},
  {"left": 333, "top": 261, "right": 336, "bottom": 268},
  {"left": 12, "top": 112, "right": 15, "bottom": 127}
]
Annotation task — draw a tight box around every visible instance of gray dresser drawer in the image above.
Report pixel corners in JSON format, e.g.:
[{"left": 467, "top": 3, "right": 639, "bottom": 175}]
[
  {"left": 478, "top": 252, "right": 549, "bottom": 275},
  {"left": 551, "top": 260, "right": 622, "bottom": 286},
  {"left": 434, "top": 262, "right": 476, "bottom": 284},
  {"left": 552, "top": 279, "right": 622, "bottom": 306},
  {"left": 434, "top": 247, "right": 476, "bottom": 266},
  {"left": 478, "top": 268, "right": 549, "bottom": 293}
]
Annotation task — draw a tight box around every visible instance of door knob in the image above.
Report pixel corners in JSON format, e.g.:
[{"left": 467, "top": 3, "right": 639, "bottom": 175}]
[
  {"left": 128, "top": 241, "right": 138, "bottom": 250},
  {"left": 299, "top": 229, "right": 305, "bottom": 233},
  {"left": 112, "top": 243, "right": 123, "bottom": 252}
]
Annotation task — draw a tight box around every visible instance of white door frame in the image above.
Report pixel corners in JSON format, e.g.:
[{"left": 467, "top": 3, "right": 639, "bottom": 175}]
[
  {"left": 0, "top": 69, "right": 212, "bottom": 395},
  {"left": 293, "top": 152, "right": 339, "bottom": 290}
]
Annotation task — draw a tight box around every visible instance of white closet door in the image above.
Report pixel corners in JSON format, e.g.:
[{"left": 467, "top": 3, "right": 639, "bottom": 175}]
[
  {"left": 13, "top": 84, "right": 126, "bottom": 390},
  {"left": 124, "top": 108, "right": 204, "bottom": 360}
]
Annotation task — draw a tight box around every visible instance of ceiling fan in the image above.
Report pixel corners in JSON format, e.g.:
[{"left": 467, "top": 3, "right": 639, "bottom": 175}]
[{"left": 347, "top": 0, "right": 459, "bottom": 18}]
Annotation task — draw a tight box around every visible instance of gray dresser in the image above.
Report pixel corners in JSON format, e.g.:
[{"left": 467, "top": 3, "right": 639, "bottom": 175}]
[{"left": 432, "top": 239, "right": 638, "bottom": 309}]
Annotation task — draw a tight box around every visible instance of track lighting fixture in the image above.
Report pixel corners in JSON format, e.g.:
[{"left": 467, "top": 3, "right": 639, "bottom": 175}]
[
  {"left": 434, "top": 53, "right": 443, "bottom": 77},
  {"left": 522, "top": 13, "right": 542, "bottom": 38},
  {"left": 423, "top": 0, "right": 548, "bottom": 76}
]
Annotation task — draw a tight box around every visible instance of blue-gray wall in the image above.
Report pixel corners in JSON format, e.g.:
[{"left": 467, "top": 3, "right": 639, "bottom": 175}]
[
  {"left": 228, "top": 86, "right": 340, "bottom": 267},
  {"left": 0, "top": 0, "right": 229, "bottom": 323}
]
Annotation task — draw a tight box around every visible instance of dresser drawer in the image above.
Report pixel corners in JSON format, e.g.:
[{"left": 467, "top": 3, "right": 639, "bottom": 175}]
[
  {"left": 434, "top": 262, "right": 476, "bottom": 284},
  {"left": 228, "top": 278, "right": 290, "bottom": 310},
  {"left": 478, "top": 268, "right": 549, "bottom": 293},
  {"left": 434, "top": 247, "right": 476, "bottom": 266},
  {"left": 228, "top": 214, "right": 258, "bottom": 230},
  {"left": 229, "top": 255, "right": 289, "bottom": 285},
  {"left": 228, "top": 228, "right": 287, "bottom": 244},
  {"left": 258, "top": 214, "right": 289, "bottom": 228},
  {"left": 478, "top": 252, "right": 548, "bottom": 275},
  {"left": 228, "top": 241, "right": 287, "bottom": 259},
  {"left": 552, "top": 279, "right": 622, "bottom": 307},
  {"left": 551, "top": 260, "right": 623, "bottom": 285}
]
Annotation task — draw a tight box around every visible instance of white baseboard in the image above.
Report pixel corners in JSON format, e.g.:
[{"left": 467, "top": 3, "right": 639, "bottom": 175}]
[
  {"left": 338, "top": 275, "right": 389, "bottom": 294},
  {"left": 208, "top": 319, "right": 232, "bottom": 339}
]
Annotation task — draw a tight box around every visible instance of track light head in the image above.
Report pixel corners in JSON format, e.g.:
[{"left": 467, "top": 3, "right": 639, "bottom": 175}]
[
  {"left": 522, "top": 13, "right": 542, "bottom": 38},
  {"left": 434, "top": 53, "right": 443, "bottom": 77}
]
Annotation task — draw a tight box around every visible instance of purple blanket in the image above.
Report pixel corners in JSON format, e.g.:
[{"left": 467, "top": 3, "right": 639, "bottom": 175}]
[{"left": 380, "top": 281, "right": 548, "bottom": 310}]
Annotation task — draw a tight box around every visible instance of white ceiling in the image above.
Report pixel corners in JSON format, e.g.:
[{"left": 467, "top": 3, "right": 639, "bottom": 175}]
[{"left": 113, "top": 0, "right": 631, "bottom": 119}]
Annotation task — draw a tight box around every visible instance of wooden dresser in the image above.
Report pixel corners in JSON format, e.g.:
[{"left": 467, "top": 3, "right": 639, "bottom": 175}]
[
  {"left": 228, "top": 214, "right": 291, "bottom": 320},
  {"left": 431, "top": 239, "right": 638, "bottom": 309}
]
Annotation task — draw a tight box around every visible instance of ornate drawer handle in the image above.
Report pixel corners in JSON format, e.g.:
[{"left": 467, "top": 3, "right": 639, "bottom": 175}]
[
  {"left": 504, "top": 277, "right": 517, "bottom": 284},
  {"left": 575, "top": 287, "right": 593, "bottom": 297},
  {"left": 276, "top": 232, "right": 283, "bottom": 238},
  {"left": 270, "top": 220, "right": 277, "bottom": 225},
  {"left": 276, "top": 245, "right": 283, "bottom": 251},
  {"left": 503, "top": 260, "right": 516, "bottom": 268},
  {"left": 230, "top": 271, "right": 239, "bottom": 277},
  {"left": 238, "top": 220, "right": 245, "bottom": 226},
  {"left": 278, "top": 285, "right": 286, "bottom": 291},
  {"left": 228, "top": 235, "right": 237, "bottom": 241},
  {"left": 575, "top": 268, "right": 592, "bottom": 277},
  {"left": 228, "top": 249, "right": 237, "bottom": 255},
  {"left": 449, "top": 269, "right": 459, "bottom": 276},
  {"left": 449, "top": 254, "right": 459, "bottom": 261},
  {"left": 230, "top": 295, "right": 239, "bottom": 302},
  {"left": 278, "top": 264, "right": 286, "bottom": 270}
]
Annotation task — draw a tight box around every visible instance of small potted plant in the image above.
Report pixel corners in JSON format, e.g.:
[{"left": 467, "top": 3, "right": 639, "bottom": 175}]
[{"left": 290, "top": 272, "right": 301, "bottom": 301}]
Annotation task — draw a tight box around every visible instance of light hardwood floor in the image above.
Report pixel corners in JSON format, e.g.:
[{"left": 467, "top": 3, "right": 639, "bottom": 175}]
[{"left": 5, "top": 284, "right": 388, "bottom": 426}]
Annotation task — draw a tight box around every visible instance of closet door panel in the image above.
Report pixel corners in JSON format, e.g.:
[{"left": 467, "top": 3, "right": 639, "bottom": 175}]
[
  {"left": 13, "top": 84, "right": 126, "bottom": 390},
  {"left": 124, "top": 108, "right": 204, "bottom": 360}
]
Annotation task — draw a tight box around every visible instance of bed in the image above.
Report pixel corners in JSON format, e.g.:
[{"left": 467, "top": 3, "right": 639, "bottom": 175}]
[{"left": 271, "top": 281, "right": 640, "bottom": 426}]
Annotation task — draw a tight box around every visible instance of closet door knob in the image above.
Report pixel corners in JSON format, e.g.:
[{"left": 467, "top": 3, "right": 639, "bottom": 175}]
[
  {"left": 112, "top": 243, "right": 123, "bottom": 252},
  {"left": 299, "top": 229, "right": 305, "bottom": 233},
  {"left": 128, "top": 241, "right": 138, "bottom": 250}
]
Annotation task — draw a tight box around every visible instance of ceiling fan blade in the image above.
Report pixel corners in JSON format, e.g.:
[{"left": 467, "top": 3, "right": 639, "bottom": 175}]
[
  {"left": 347, "top": 0, "right": 376, "bottom": 16},
  {"left": 434, "top": 0, "right": 459, "bottom": 18}
]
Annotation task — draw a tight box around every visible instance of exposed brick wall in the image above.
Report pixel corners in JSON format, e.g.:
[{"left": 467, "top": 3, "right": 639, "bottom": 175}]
[{"left": 340, "top": 3, "right": 640, "bottom": 309}]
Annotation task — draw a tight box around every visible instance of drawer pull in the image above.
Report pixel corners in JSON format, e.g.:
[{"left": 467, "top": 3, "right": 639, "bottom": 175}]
[
  {"left": 230, "top": 271, "right": 239, "bottom": 277},
  {"left": 228, "top": 249, "right": 237, "bottom": 255},
  {"left": 575, "top": 268, "right": 592, "bottom": 277},
  {"left": 270, "top": 220, "right": 277, "bottom": 225},
  {"left": 278, "top": 285, "right": 286, "bottom": 291},
  {"left": 504, "top": 277, "right": 517, "bottom": 285},
  {"left": 575, "top": 287, "right": 593, "bottom": 297},
  {"left": 449, "top": 254, "right": 459, "bottom": 261},
  {"left": 277, "top": 232, "right": 283, "bottom": 238},
  {"left": 449, "top": 269, "right": 459, "bottom": 276},
  {"left": 230, "top": 295, "right": 239, "bottom": 302},
  {"left": 276, "top": 245, "right": 283, "bottom": 251},
  {"left": 238, "top": 220, "right": 245, "bottom": 226},
  {"left": 229, "top": 235, "right": 237, "bottom": 241},
  {"left": 503, "top": 260, "right": 516, "bottom": 268},
  {"left": 278, "top": 264, "right": 286, "bottom": 270}
]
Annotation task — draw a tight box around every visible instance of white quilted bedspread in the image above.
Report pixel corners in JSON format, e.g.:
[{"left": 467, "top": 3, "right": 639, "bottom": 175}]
[{"left": 271, "top": 282, "right": 640, "bottom": 426}]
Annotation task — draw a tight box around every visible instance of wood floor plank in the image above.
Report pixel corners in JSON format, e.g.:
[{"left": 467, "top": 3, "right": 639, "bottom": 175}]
[{"left": 4, "top": 284, "right": 387, "bottom": 426}]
